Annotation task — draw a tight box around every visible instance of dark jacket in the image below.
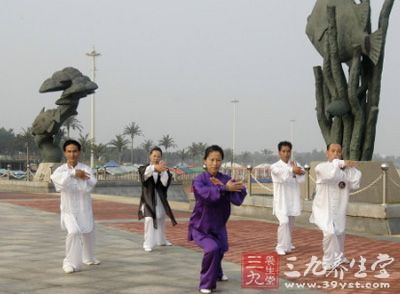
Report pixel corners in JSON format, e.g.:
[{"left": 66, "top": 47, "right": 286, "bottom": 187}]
[{"left": 138, "top": 164, "right": 177, "bottom": 229}]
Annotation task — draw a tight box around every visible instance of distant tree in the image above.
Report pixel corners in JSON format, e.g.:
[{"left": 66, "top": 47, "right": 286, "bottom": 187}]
[
  {"left": 238, "top": 151, "right": 252, "bottom": 164},
  {"left": 62, "top": 116, "right": 83, "bottom": 138},
  {"left": 141, "top": 139, "right": 154, "bottom": 153},
  {"left": 109, "top": 135, "right": 129, "bottom": 163},
  {"left": 92, "top": 143, "right": 107, "bottom": 164},
  {"left": 123, "top": 122, "right": 142, "bottom": 164},
  {"left": 261, "top": 148, "right": 276, "bottom": 163},
  {"left": 159, "top": 134, "right": 177, "bottom": 153},
  {"left": 15, "top": 127, "right": 37, "bottom": 158},
  {"left": 177, "top": 148, "right": 187, "bottom": 163},
  {"left": 0, "top": 127, "right": 16, "bottom": 155},
  {"left": 78, "top": 133, "right": 91, "bottom": 161},
  {"left": 223, "top": 148, "right": 233, "bottom": 163},
  {"left": 188, "top": 142, "right": 207, "bottom": 163}
]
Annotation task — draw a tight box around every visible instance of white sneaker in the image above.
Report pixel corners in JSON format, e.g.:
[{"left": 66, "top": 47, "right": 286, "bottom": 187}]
[
  {"left": 63, "top": 265, "right": 74, "bottom": 274},
  {"left": 199, "top": 289, "right": 211, "bottom": 294},
  {"left": 144, "top": 248, "right": 152, "bottom": 252},
  {"left": 84, "top": 259, "right": 101, "bottom": 265},
  {"left": 220, "top": 274, "right": 229, "bottom": 281},
  {"left": 160, "top": 240, "right": 173, "bottom": 246},
  {"left": 276, "top": 249, "right": 286, "bottom": 256},
  {"left": 290, "top": 245, "right": 296, "bottom": 250}
]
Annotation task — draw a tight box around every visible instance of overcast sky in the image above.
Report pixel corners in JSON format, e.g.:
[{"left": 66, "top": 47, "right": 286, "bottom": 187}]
[{"left": 1, "top": 0, "right": 399, "bottom": 155}]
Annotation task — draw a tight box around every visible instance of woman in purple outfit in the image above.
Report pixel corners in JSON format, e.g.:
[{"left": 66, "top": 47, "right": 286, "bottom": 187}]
[{"left": 188, "top": 145, "right": 247, "bottom": 293}]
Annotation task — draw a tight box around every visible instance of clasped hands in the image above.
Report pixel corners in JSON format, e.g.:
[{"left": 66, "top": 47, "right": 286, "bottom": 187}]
[
  {"left": 210, "top": 177, "right": 244, "bottom": 192},
  {"left": 291, "top": 161, "right": 305, "bottom": 176},
  {"left": 74, "top": 169, "right": 91, "bottom": 180},
  {"left": 342, "top": 160, "right": 358, "bottom": 169},
  {"left": 154, "top": 161, "right": 168, "bottom": 173}
]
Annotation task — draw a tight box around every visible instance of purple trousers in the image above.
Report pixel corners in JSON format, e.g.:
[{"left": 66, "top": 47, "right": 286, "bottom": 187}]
[{"left": 191, "top": 229, "right": 226, "bottom": 290}]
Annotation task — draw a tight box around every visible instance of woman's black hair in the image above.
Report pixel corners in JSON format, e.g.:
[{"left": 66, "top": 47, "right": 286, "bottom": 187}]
[
  {"left": 203, "top": 145, "right": 224, "bottom": 160},
  {"left": 150, "top": 146, "right": 163, "bottom": 156},
  {"left": 63, "top": 139, "right": 81, "bottom": 151}
]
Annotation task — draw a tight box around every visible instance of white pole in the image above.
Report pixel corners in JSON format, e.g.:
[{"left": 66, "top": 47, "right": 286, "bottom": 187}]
[
  {"left": 231, "top": 99, "right": 239, "bottom": 178},
  {"left": 290, "top": 119, "right": 295, "bottom": 161},
  {"left": 86, "top": 47, "right": 101, "bottom": 168}
]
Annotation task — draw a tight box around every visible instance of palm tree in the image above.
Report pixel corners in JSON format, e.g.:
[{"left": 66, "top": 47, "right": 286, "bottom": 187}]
[
  {"left": 188, "top": 142, "right": 207, "bottom": 163},
  {"left": 17, "top": 127, "right": 36, "bottom": 165},
  {"left": 92, "top": 143, "right": 107, "bottom": 164},
  {"left": 123, "top": 122, "right": 142, "bottom": 164},
  {"left": 62, "top": 116, "right": 83, "bottom": 138},
  {"left": 109, "top": 134, "right": 129, "bottom": 163},
  {"left": 178, "top": 148, "right": 187, "bottom": 163},
  {"left": 141, "top": 139, "right": 154, "bottom": 153},
  {"left": 158, "top": 134, "right": 177, "bottom": 153},
  {"left": 78, "top": 133, "right": 91, "bottom": 161}
]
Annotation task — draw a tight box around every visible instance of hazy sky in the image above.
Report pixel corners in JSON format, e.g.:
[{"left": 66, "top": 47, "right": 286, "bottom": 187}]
[{"left": 1, "top": 0, "right": 399, "bottom": 155}]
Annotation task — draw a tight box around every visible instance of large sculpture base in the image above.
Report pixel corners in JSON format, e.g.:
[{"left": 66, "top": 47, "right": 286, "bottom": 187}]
[{"left": 33, "top": 162, "right": 62, "bottom": 182}]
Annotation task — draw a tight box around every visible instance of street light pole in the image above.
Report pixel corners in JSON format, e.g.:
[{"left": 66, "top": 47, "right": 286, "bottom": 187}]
[
  {"left": 290, "top": 119, "right": 295, "bottom": 161},
  {"left": 231, "top": 99, "right": 239, "bottom": 177},
  {"left": 86, "top": 47, "right": 101, "bottom": 168}
]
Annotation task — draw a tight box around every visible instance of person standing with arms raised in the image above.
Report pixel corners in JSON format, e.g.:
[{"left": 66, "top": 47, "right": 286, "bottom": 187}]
[
  {"left": 271, "top": 141, "right": 305, "bottom": 256},
  {"left": 310, "top": 143, "right": 361, "bottom": 270},
  {"left": 188, "top": 145, "right": 247, "bottom": 294},
  {"left": 138, "top": 146, "right": 177, "bottom": 252},
  {"left": 51, "top": 139, "right": 100, "bottom": 274}
]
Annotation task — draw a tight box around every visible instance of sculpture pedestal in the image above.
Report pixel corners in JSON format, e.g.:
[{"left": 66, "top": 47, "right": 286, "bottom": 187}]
[{"left": 33, "top": 162, "right": 62, "bottom": 182}]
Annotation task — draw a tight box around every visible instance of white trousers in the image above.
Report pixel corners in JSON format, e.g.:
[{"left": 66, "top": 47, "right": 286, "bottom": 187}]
[
  {"left": 63, "top": 220, "right": 96, "bottom": 270},
  {"left": 143, "top": 193, "right": 168, "bottom": 250},
  {"left": 276, "top": 216, "right": 295, "bottom": 252},
  {"left": 322, "top": 231, "right": 345, "bottom": 267}
]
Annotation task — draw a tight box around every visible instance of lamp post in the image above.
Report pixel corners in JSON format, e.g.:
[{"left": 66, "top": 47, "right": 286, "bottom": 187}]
[
  {"left": 304, "top": 164, "right": 311, "bottom": 200},
  {"left": 86, "top": 47, "right": 101, "bottom": 168},
  {"left": 7, "top": 163, "right": 11, "bottom": 180},
  {"left": 381, "top": 163, "right": 389, "bottom": 207},
  {"left": 290, "top": 119, "right": 295, "bottom": 161},
  {"left": 231, "top": 99, "right": 239, "bottom": 177},
  {"left": 246, "top": 165, "right": 252, "bottom": 196}
]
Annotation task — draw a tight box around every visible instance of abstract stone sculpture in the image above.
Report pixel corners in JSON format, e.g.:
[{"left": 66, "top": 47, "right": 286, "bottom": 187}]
[
  {"left": 306, "top": 0, "right": 395, "bottom": 160},
  {"left": 32, "top": 67, "right": 98, "bottom": 162}
]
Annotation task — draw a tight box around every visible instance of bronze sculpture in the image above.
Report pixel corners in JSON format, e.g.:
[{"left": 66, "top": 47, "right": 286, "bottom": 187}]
[
  {"left": 32, "top": 67, "right": 97, "bottom": 162},
  {"left": 306, "top": 0, "right": 395, "bottom": 160}
]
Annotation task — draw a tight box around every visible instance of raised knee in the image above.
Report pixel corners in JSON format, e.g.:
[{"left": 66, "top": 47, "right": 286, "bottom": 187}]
[{"left": 204, "top": 244, "right": 221, "bottom": 255}]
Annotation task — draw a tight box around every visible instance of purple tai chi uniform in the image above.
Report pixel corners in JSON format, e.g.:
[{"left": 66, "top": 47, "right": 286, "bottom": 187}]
[{"left": 188, "top": 171, "right": 247, "bottom": 290}]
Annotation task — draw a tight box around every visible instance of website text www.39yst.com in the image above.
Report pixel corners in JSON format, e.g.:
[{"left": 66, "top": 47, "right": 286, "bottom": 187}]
[{"left": 285, "top": 281, "right": 390, "bottom": 290}]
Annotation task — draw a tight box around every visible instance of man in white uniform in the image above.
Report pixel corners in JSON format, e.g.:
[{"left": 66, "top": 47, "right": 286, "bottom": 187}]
[
  {"left": 271, "top": 141, "right": 305, "bottom": 256},
  {"left": 51, "top": 139, "right": 100, "bottom": 273},
  {"left": 310, "top": 143, "right": 361, "bottom": 270}
]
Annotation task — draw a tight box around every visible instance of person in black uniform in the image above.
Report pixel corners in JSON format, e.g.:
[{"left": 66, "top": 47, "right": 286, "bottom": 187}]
[{"left": 138, "top": 146, "right": 177, "bottom": 252}]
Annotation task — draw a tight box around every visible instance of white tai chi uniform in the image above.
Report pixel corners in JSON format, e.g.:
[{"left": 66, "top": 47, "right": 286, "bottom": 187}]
[
  {"left": 141, "top": 165, "right": 170, "bottom": 250},
  {"left": 51, "top": 162, "right": 97, "bottom": 271},
  {"left": 271, "top": 160, "right": 305, "bottom": 253},
  {"left": 310, "top": 159, "right": 361, "bottom": 268}
]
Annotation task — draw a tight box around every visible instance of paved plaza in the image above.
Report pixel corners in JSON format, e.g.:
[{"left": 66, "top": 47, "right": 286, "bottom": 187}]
[{"left": 0, "top": 192, "right": 399, "bottom": 293}]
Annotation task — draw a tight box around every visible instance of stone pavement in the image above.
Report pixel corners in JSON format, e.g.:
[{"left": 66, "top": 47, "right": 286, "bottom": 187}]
[{"left": 0, "top": 192, "right": 399, "bottom": 293}]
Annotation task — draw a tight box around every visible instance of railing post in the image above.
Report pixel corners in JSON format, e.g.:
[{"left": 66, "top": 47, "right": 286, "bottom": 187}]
[
  {"left": 381, "top": 163, "right": 389, "bottom": 207},
  {"left": 246, "top": 165, "right": 252, "bottom": 196},
  {"left": 304, "top": 164, "right": 311, "bottom": 201},
  {"left": 7, "top": 164, "right": 11, "bottom": 180},
  {"left": 26, "top": 164, "right": 30, "bottom": 181}
]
